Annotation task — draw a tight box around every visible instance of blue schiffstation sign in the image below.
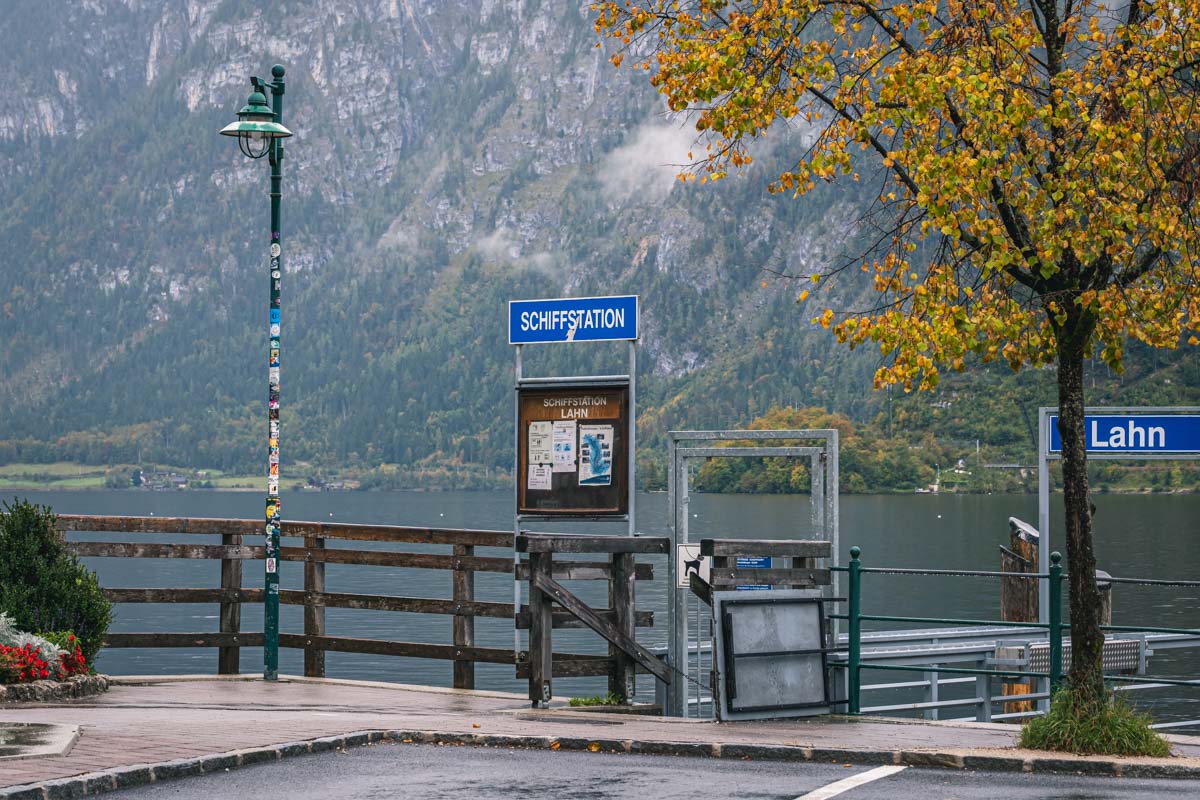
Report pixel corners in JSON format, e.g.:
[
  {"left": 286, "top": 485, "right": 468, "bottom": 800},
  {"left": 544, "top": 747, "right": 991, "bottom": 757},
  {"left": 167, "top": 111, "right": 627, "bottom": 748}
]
[
  {"left": 1048, "top": 414, "right": 1200, "bottom": 454},
  {"left": 509, "top": 295, "right": 639, "bottom": 344}
]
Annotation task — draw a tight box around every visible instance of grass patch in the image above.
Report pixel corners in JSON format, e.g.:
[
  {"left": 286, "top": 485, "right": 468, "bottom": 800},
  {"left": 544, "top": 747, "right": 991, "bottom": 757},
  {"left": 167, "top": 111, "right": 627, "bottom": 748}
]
[
  {"left": 205, "top": 475, "right": 261, "bottom": 489},
  {"left": 1020, "top": 685, "right": 1171, "bottom": 757},
  {"left": 0, "top": 475, "right": 107, "bottom": 489},
  {"left": 568, "top": 692, "right": 625, "bottom": 707}
]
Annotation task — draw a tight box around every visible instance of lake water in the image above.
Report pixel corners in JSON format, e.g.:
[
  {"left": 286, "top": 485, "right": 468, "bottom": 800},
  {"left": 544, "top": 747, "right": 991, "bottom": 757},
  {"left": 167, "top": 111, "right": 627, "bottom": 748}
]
[{"left": 13, "top": 490, "right": 1200, "bottom": 720}]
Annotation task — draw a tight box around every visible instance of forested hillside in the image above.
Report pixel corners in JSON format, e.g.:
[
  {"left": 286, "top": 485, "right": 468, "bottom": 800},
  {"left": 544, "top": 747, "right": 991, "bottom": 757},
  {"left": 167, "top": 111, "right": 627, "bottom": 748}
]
[{"left": 0, "top": 0, "right": 1196, "bottom": 490}]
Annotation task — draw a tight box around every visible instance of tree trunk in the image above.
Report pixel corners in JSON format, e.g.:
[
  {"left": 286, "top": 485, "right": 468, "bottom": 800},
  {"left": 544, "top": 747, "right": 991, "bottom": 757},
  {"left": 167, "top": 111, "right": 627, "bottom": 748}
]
[{"left": 1055, "top": 312, "right": 1105, "bottom": 701}]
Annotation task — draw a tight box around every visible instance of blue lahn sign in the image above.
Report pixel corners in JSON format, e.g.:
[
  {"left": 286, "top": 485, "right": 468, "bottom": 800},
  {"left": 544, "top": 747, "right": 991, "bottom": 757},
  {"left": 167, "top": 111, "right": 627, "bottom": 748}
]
[
  {"left": 509, "top": 295, "right": 639, "bottom": 344},
  {"left": 1049, "top": 415, "right": 1200, "bottom": 454}
]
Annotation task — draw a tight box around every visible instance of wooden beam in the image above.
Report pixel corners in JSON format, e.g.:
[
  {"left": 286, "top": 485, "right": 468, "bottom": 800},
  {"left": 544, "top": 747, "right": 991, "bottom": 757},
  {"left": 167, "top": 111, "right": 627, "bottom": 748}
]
[
  {"left": 104, "top": 632, "right": 264, "bottom": 648},
  {"left": 284, "top": 521, "right": 512, "bottom": 548},
  {"left": 516, "top": 656, "right": 616, "bottom": 679},
  {"left": 218, "top": 530, "right": 243, "bottom": 675},
  {"left": 278, "top": 634, "right": 517, "bottom": 664},
  {"left": 515, "top": 609, "right": 654, "bottom": 629},
  {"left": 517, "top": 533, "right": 669, "bottom": 554},
  {"left": 304, "top": 533, "right": 326, "bottom": 678},
  {"left": 101, "top": 588, "right": 262, "bottom": 603},
  {"left": 452, "top": 543, "right": 475, "bottom": 690},
  {"left": 610, "top": 552, "right": 636, "bottom": 700},
  {"left": 69, "top": 542, "right": 263, "bottom": 560},
  {"left": 708, "top": 568, "right": 831, "bottom": 587},
  {"left": 688, "top": 573, "right": 713, "bottom": 606},
  {"left": 700, "top": 539, "right": 832, "bottom": 558},
  {"left": 527, "top": 552, "right": 553, "bottom": 705},
  {"left": 281, "top": 591, "right": 514, "bottom": 618},
  {"left": 57, "top": 515, "right": 258, "bottom": 536},
  {"left": 56, "top": 515, "right": 513, "bottom": 547},
  {"left": 531, "top": 571, "right": 671, "bottom": 685},
  {"left": 516, "top": 561, "right": 654, "bottom": 581},
  {"left": 277, "top": 548, "right": 513, "bottom": 573}
]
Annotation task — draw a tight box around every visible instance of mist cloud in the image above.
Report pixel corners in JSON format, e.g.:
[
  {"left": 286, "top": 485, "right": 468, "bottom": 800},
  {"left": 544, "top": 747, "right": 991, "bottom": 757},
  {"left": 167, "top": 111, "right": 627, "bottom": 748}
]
[{"left": 601, "top": 123, "right": 696, "bottom": 203}]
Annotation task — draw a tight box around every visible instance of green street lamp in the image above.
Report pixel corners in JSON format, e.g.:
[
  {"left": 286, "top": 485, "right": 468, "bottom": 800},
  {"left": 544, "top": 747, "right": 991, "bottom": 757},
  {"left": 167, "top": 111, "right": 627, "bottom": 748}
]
[{"left": 220, "top": 65, "right": 293, "bottom": 681}]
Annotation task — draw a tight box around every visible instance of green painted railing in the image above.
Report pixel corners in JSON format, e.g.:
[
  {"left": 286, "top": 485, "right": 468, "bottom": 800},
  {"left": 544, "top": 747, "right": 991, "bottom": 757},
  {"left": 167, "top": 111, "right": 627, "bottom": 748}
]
[{"left": 834, "top": 546, "right": 1200, "bottom": 717}]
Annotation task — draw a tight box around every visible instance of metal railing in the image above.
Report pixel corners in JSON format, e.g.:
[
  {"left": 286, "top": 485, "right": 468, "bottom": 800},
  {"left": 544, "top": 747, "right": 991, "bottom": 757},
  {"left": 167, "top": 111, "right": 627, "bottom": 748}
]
[{"left": 834, "top": 546, "right": 1200, "bottom": 727}]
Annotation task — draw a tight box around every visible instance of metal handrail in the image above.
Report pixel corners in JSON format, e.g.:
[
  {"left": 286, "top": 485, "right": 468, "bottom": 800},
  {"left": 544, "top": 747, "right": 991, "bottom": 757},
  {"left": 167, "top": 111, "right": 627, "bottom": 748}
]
[{"left": 845, "top": 545, "right": 1200, "bottom": 726}]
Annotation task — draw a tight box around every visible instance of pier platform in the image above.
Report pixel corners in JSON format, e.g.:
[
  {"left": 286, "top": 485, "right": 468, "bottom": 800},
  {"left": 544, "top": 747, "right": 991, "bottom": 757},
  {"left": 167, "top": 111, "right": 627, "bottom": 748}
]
[{"left": 2, "top": 676, "right": 1200, "bottom": 797}]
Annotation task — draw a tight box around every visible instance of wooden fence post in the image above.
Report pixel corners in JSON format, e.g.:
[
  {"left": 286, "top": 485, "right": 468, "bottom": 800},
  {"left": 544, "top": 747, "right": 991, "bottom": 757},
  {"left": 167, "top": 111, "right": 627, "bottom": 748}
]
[
  {"left": 218, "top": 531, "right": 242, "bottom": 674},
  {"left": 453, "top": 544, "right": 476, "bottom": 690},
  {"left": 304, "top": 533, "right": 326, "bottom": 678},
  {"left": 609, "top": 552, "right": 636, "bottom": 702},
  {"left": 528, "top": 551, "right": 553, "bottom": 707},
  {"left": 1000, "top": 519, "right": 1038, "bottom": 714}
]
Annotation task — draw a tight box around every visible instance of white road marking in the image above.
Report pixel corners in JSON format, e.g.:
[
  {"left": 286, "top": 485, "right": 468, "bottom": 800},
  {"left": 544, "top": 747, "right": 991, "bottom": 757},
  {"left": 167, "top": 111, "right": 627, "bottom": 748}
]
[{"left": 792, "top": 765, "right": 908, "bottom": 800}]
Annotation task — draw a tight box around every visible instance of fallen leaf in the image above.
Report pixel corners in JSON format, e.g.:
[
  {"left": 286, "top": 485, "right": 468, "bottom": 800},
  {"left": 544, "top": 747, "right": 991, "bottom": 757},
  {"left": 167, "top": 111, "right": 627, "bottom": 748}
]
[
  {"left": 550, "top": 741, "right": 561, "bottom": 751},
  {"left": 587, "top": 742, "right": 601, "bottom": 752},
  {"left": 472, "top": 723, "right": 481, "bottom": 729}
]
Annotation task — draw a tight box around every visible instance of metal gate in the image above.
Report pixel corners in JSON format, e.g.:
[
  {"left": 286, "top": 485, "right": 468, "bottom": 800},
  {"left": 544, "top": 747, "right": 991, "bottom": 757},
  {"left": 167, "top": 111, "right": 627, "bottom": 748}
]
[{"left": 664, "top": 429, "right": 839, "bottom": 718}]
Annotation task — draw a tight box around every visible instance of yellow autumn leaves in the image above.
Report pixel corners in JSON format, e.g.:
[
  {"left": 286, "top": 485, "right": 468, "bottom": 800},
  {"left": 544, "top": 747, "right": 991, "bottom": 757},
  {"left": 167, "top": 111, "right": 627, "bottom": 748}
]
[{"left": 595, "top": 0, "right": 1200, "bottom": 387}]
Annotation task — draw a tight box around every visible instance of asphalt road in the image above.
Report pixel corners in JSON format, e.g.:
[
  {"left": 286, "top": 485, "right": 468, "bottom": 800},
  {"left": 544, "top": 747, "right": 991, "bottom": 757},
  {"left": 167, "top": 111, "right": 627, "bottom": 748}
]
[{"left": 103, "top": 742, "right": 1200, "bottom": 800}]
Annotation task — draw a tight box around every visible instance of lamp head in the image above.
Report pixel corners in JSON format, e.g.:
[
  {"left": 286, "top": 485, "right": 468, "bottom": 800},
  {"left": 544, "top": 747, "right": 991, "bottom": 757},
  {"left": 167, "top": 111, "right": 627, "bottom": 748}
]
[{"left": 219, "top": 87, "right": 292, "bottom": 159}]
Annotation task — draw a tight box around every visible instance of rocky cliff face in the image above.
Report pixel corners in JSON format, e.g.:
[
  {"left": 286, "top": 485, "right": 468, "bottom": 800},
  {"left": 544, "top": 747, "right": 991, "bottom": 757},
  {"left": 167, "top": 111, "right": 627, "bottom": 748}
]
[{"left": 0, "top": 0, "right": 878, "bottom": 471}]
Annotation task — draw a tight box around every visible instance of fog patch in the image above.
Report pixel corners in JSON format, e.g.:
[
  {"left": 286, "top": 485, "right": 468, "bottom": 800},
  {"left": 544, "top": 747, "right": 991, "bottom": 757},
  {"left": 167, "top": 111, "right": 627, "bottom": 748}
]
[
  {"left": 601, "top": 122, "right": 696, "bottom": 202},
  {"left": 474, "top": 227, "right": 557, "bottom": 275}
]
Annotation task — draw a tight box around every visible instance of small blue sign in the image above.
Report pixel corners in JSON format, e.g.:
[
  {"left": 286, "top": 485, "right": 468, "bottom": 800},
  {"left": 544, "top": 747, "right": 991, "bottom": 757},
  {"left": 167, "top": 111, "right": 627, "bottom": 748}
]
[
  {"left": 509, "top": 295, "right": 638, "bottom": 344},
  {"left": 735, "top": 555, "right": 771, "bottom": 590},
  {"left": 270, "top": 308, "right": 281, "bottom": 325},
  {"left": 1049, "top": 414, "right": 1200, "bottom": 454}
]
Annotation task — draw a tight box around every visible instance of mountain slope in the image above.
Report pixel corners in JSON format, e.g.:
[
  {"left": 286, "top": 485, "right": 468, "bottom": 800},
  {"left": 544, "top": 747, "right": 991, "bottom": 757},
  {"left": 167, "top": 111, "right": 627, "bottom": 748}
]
[{"left": 0, "top": 0, "right": 1195, "bottom": 483}]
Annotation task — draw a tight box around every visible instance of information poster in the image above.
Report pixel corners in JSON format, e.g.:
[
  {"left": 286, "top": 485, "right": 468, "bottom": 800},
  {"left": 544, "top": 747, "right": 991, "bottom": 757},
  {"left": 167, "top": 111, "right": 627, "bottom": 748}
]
[
  {"left": 516, "top": 382, "right": 628, "bottom": 516},
  {"left": 578, "top": 424, "right": 614, "bottom": 486},
  {"left": 528, "top": 421, "right": 553, "bottom": 465},
  {"left": 527, "top": 463, "right": 552, "bottom": 491},
  {"left": 552, "top": 420, "right": 577, "bottom": 472}
]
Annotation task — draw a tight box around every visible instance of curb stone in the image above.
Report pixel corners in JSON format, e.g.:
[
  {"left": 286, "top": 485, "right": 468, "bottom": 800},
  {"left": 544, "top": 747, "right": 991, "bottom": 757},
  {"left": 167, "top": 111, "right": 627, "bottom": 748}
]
[{"left": 4, "top": 728, "right": 1200, "bottom": 797}]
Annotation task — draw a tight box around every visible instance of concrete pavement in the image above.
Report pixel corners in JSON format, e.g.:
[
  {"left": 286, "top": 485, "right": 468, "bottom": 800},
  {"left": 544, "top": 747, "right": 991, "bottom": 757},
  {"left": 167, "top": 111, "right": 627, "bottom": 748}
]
[
  {"left": 90, "top": 742, "right": 1200, "bottom": 800},
  {"left": 2, "top": 676, "right": 1200, "bottom": 798}
]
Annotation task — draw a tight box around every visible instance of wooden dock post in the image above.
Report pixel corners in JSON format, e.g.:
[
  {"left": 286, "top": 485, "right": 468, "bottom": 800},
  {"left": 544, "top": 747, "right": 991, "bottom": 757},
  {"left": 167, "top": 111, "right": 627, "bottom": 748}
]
[
  {"left": 304, "top": 531, "right": 326, "bottom": 678},
  {"left": 1000, "top": 517, "right": 1039, "bottom": 624},
  {"left": 528, "top": 551, "right": 553, "bottom": 706},
  {"left": 609, "top": 552, "right": 636, "bottom": 701},
  {"left": 453, "top": 544, "right": 476, "bottom": 690},
  {"left": 1096, "top": 570, "right": 1113, "bottom": 627},
  {"left": 218, "top": 530, "right": 243, "bottom": 674},
  {"left": 999, "top": 517, "right": 1038, "bottom": 714}
]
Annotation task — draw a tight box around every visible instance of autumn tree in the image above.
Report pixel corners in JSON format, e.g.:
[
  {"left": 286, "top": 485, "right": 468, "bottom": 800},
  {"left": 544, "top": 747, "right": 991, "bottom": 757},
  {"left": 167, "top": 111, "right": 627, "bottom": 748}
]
[{"left": 596, "top": 0, "right": 1200, "bottom": 710}]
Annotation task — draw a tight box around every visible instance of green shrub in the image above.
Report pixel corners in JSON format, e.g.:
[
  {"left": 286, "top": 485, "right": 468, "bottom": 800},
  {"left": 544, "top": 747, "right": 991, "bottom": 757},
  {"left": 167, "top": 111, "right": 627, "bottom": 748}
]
[
  {"left": 38, "top": 630, "right": 76, "bottom": 651},
  {"left": 568, "top": 692, "right": 625, "bottom": 707},
  {"left": 1020, "top": 684, "right": 1171, "bottom": 757},
  {"left": 0, "top": 499, "right": 112, "bottom": 662}
]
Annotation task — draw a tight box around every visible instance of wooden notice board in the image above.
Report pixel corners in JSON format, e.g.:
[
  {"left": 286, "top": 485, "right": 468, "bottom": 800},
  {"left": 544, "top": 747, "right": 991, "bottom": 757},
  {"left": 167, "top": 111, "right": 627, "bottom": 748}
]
[{"left": 517, "top": 383, "right": 629, "bottom": 516}]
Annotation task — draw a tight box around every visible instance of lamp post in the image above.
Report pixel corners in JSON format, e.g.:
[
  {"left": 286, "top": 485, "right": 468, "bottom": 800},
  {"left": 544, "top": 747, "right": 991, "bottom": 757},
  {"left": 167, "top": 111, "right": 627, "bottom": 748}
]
[{"left": 220, "top": 65, "right": 293, "bottom": 681}]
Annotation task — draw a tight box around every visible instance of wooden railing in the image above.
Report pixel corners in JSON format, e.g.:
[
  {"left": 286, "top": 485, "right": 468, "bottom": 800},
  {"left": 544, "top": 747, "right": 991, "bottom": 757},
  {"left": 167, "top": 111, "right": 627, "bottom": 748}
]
[{"left": 56, "top": 515, "right": 656, "bottom": 691}]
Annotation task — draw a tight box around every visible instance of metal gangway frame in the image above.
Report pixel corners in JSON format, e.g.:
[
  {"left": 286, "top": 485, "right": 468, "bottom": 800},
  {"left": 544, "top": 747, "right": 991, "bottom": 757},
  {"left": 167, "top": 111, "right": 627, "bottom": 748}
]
[{"left": 665, "top": 429, "right": 839, "bottom": 718}]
